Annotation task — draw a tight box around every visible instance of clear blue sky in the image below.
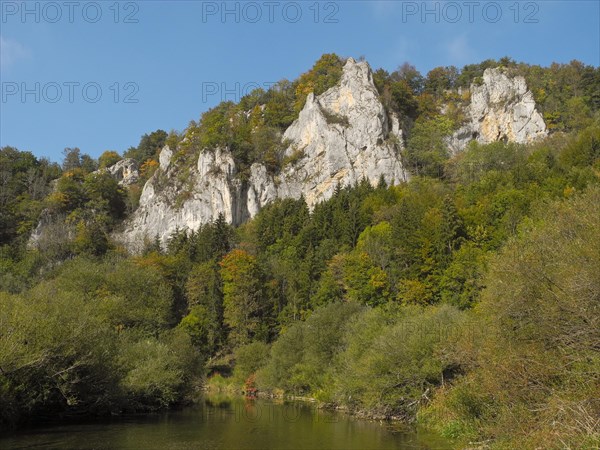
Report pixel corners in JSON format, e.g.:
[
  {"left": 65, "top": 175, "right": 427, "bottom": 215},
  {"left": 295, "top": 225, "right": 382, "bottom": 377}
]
[{"left": 1, "top": 0, "right": 598, "bottom": 162}]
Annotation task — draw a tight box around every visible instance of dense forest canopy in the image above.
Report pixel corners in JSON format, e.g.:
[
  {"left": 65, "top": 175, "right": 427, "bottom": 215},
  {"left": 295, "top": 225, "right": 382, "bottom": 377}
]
[{"left": 1, "top": 55, "right": 599, "bottom": 447}]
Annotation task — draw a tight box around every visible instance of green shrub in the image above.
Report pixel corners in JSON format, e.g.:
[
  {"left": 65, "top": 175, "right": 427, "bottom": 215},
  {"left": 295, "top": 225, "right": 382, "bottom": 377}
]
[
  {"left": 0, "top": 288, "right": 120, "bottom": 427},
  {"left": 118, "top": 329, "right": 200, "bottom": 409},
  {"left": 232, "top": 341, "right": 270, "bottom": 385},
  {"left": 53, "top": 257, "right": 174, "bottom": 332},
  {"left": 0, "top": 255, "right": 200, "bottom": 428},
  {"left": 257, "top": 302, "right": 364, "bottom": 395},
  {"left": 98, "top": 151, "right": 121, "bottom": 169},
  {"left": 321, "top": 109, "right": 350, "bottom": 127},
  {"left": 333, "top": 304, "right": 466, "bottom": 417}
]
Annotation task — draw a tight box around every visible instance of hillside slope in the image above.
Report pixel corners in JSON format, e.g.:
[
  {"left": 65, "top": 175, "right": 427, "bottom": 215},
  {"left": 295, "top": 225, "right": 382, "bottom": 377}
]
[{"left": 118, "top": 59, "right": 547, "bottom": 250}]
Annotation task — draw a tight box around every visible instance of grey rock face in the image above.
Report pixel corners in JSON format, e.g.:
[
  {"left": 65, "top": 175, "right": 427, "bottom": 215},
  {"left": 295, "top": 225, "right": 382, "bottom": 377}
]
[
  {"left": 118, "top": 62, "right": 548, "bottom": 252},
  {"left": 104, "top": 158, "right": 140, "bottom": 186},
  {"left": 159, "top": 146, "right": 173, "bottom": 171},
  {"left": 118, "top": 147, "right": 248, "bottom": 251},
  {"left": 275, "top": 58, "right": 407, "bottom": 207},
  {"left": 28, "top": 210, "right": 73, "bottom": 249},
  {"left": 448, "top": 68, "right": 547, "bottom": 153},
  {"left": 118, "top": 58, "right": 407, "bottom": 251}
]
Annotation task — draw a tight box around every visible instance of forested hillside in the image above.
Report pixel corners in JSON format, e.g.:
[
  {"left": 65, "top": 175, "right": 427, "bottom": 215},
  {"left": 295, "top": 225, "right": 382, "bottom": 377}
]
[{"left": 1, "top": 55, "right": 599, "bottom": 448}]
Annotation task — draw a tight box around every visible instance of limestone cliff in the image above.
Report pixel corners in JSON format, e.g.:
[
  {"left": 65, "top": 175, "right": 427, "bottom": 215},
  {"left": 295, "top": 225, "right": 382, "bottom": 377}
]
[
  {"left": 118, "top": 61, "right": 547, "bottom": 251},
  {"left": 448, "top": 68, "right": 547, "bottom": 153},
  {"left": 272, "top": 58, "right": 406, "bottom": 208},
  {"left": 123, "top": 146, "right": 248, "bottom": 250},
  {"left": 118, "top": 58, "right": 407, "bottom": 250}
]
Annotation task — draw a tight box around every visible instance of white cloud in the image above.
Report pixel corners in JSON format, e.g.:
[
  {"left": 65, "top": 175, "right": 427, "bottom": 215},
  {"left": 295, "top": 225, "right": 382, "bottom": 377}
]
[
  {"left": 0, "top": 36, "right": 30, "bottom": 70},
  {"left": 445, "top": 34, "right": 475, "bottom": 65},
  {"left": 391, "top": 36, "right": 417, "bottom": 64}
]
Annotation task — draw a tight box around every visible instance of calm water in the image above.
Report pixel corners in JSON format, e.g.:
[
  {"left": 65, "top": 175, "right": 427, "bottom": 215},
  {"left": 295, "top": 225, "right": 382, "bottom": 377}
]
[{"left": 0, "top": 396, "right": 452, "bottom": 449}]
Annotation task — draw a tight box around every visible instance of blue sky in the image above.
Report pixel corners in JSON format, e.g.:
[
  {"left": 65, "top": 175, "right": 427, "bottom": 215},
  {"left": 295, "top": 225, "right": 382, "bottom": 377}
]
[{"left": 1, "top": 0, "right": 599, "bottom": 162}]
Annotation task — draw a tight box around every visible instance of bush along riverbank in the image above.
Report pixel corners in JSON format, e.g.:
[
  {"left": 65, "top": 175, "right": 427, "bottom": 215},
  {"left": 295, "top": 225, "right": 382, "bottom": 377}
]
[
  {"left": 205, "top": 301, "right": 468, "bottom": 423},
  {"left": 0, "top": 257, "right": 204, "bottom": 430},
  {"left": 204, "top": 186, "right": 600, "bottom": 448}
]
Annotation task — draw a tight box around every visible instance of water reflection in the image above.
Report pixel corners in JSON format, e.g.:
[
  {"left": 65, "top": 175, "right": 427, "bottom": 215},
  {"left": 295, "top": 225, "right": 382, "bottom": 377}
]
[{"left": 0, "top": 395, "right": 451, "bottom": 449}]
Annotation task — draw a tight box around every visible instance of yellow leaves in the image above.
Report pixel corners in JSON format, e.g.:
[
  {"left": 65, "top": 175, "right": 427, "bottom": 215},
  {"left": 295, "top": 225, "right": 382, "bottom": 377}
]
[
  {"left": 140, "top": 159, "right": 159, "bottom": 179},
  {"left": 15, "top": 219, "right": 34, "bottom": 236},
  {"left": 327, "top": 251, "right": 392, "bottom": 306},
  {"left": 46, "top": 191, "right": 69, "bottom": 209},
  {"left": 249, "top": 105, "right": 266, "bottom": 128},
  {"left": 219, "top": 249, "right": 262, "bottom": 346},
  {"left": 134, "top": 252, "right": 169, "bottom": 271},
  {"left": 293, "top": 53, "right": 343, "bottom": 113},
  {"left": 93, "top": 285, "right": 112, "bottom": 299},
  {"left": 295, "top": 81, "right": 315, "bottom": 99},
  {"left": 535, "top": 87, "right": 547, "bottom": 104},
  {"left": 563, "top": 186, "right": 576, "bottom": 198},
  {"left": 219, "top": 249, "right": 257, "bottom": 282},
  {"left": 396, "top": 278, "right": 431, "bottom": 305},
  {"left": 65, "top": 210, "right": 83, "bottom": 225},
  {"left": 369, "top": 270, "right": 389, "bottom": 293},
  {"left": 62, "top": 168, "right": 86, "bottom": 180}
]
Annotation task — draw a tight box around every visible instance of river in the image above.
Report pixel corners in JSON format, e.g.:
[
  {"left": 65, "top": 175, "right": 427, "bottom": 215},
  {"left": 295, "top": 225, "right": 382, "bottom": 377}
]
[{"left": 0, "top": 396, "right": 452, "bottom": 449}]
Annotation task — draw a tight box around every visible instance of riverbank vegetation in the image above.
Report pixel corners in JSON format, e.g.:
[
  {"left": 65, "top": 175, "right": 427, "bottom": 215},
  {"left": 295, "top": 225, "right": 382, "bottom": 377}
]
[{"left": 1, "top": 56, "right": 599, "bottom": 447}]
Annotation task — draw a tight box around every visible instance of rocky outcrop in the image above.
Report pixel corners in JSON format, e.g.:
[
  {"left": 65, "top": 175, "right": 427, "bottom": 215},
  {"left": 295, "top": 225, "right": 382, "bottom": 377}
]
[
  {"left": 119, "top": 147, "right": 248, "bottom": 249},
  {"left": 448, "top": 68, "right": 547, "bottom": 153},
  {"left": 104, "top": 158, "right": 139, "bottom": 186},
  {"left": 273, "top": 58, "right": 406, "bottom": 207},
  {"left": 118, "top": 58, "right": 407, "bottom": 251},
  {"left": 159, "top": 146, "right": 173, "bottom": 171},
  {"left": 118, "top": 62, "right": 548, "bottom": 252}
]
